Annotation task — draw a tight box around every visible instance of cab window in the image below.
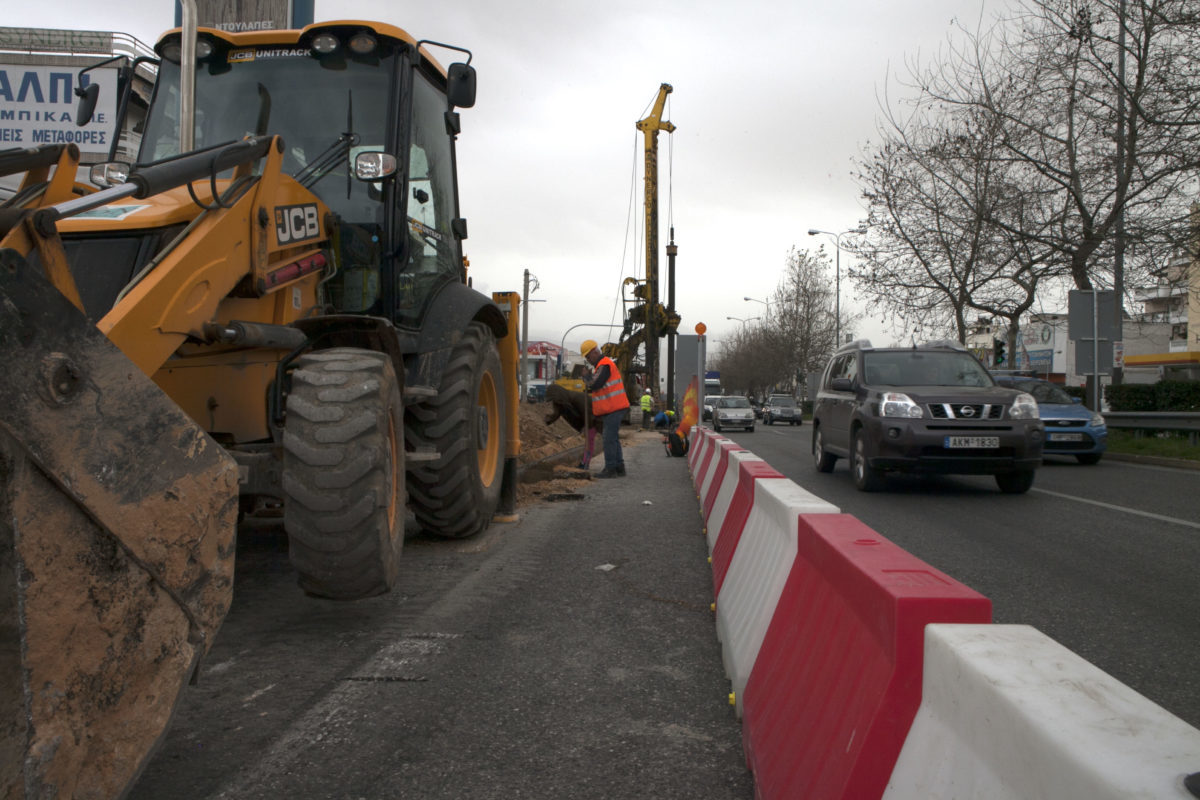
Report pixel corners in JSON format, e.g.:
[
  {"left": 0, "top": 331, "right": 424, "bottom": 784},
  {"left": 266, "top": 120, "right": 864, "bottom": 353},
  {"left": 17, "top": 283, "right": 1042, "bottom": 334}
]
[{"left": 395, "top": 71, "right": 460, "bottom": 325}]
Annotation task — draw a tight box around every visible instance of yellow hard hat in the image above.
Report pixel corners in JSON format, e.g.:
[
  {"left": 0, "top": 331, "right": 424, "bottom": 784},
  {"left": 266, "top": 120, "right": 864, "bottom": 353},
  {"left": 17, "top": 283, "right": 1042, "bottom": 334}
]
[{"left": 580, "top": 339, "right": 598, "bottom": 356}]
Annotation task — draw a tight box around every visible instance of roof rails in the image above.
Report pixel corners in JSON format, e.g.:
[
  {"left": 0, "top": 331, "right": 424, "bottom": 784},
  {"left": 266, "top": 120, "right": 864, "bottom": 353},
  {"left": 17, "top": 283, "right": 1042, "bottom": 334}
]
[
  {"left": 918, "top": 339, "right": 968, "bottom": 351},
  {"left": 836, "top": 338, "right": 873, "bottom": 353}
]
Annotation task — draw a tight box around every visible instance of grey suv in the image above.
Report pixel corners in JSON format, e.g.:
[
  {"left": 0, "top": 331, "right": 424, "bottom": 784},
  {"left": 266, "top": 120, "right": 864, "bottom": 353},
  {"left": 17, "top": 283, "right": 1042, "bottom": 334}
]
[
  {"left": 811, "top": 340, "right": 1044, "bottom": 493},
  {"left": 763, "top": 395, "right": 801, "bottom": 426}
]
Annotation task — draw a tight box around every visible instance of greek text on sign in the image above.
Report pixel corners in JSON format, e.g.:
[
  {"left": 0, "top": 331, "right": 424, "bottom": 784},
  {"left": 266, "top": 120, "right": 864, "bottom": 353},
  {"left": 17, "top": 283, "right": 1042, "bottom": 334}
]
[
  {"left": 0, "top": 64, "right": 118, "bottom": 156},
  {"left": 275, "top": 204, "right": 320, "bottom": 245}
]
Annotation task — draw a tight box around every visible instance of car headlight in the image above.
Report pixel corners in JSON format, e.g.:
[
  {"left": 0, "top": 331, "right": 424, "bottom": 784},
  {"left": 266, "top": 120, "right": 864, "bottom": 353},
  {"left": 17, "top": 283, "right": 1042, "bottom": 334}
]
[
  {"left": 1009, "top": 392, "right": 1039, "bottom": 419},
  {"left": 1090, "top": 411, "right": 1106, "bottom": 427},
  {"left": 880, "top": 392, "right": 922, "bottom": 418}
]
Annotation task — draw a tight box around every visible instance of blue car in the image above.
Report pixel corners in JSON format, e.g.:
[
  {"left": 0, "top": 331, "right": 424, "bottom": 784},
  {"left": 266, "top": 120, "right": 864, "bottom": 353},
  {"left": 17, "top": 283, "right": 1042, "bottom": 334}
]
[{"left": 993, "top": 376, "right": 1106, "bottom": 464}]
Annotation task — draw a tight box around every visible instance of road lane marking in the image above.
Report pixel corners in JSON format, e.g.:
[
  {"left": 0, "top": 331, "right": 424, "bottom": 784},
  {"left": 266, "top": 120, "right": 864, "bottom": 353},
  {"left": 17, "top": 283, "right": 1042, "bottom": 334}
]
[{"left": 1031, "top": 487, "right": 1200, "bottom": 530}]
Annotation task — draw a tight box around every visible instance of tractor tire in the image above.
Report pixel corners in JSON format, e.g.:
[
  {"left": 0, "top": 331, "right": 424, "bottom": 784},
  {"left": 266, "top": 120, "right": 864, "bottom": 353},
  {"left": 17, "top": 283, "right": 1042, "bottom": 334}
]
[
  {"left": 406, "top": 321, "right": 507, "bottom": 539},
  {"left": 283, "top": 348, "right": 404, "bottom": 599}
]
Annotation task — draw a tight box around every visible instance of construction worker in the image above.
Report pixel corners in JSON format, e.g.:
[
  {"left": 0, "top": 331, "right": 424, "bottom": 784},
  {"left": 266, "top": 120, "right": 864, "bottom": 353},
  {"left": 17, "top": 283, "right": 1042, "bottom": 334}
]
[
  {"left": 581, "top": 339, "right": 630, "bottom": 478},
  {"left": 640, "top": 388, "right": 654, "bottom": 429}
]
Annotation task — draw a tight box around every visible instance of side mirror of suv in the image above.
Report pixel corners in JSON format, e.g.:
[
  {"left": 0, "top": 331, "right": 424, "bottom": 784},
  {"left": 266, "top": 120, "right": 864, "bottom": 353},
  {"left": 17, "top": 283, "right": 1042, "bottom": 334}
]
[{"left": 831, "top": 377, "right": 853, "bottom": 392}]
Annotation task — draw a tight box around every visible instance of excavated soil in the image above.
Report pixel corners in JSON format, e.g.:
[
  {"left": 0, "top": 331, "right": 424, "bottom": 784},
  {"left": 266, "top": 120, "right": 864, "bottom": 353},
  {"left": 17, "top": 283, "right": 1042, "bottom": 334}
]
[
  {"left": 516, "top": 401, "right": 591, "bottom": 506},
  {"left": 516, "top": 401, "right": 653, "bottom": 507}
]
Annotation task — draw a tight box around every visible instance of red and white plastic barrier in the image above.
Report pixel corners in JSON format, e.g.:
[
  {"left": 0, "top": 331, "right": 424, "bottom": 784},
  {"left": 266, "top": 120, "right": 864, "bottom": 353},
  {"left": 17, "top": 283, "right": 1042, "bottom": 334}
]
[
  {"left": 683, "top": 427, "right": 1200, "bottom": 798},
  {"left": 714, "top": 477, "right": 839, "bottom": 713},
  {"left": 703, "top": 451, "right": 779, "bottom": 549},
  {"left": 739, "top": 513, "right": 991, "bottom": 799}
]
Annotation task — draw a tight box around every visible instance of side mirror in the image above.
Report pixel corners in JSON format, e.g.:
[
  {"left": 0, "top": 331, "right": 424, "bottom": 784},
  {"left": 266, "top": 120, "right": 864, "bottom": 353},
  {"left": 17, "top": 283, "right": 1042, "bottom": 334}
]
[
  {"left": 831, "top": 378, "right": 853, "bottom": 392},
  {"left": 446, "top": 62, "right": 476, "bottom": 109},
  {"left": 75, "top": 83, "right": 100, "bottom": 127},
  {"left": 354, "top": 151, "right": 397, "bottom": 181},
  {"left": 89, "top": 161, "right": 130, "bottom": 187}
]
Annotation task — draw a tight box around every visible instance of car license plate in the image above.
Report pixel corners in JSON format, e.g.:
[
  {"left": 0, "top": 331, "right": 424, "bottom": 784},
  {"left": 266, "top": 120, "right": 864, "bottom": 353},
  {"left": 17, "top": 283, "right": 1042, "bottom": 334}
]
[
  {"left": 1049, "top": 433, "right": 1083, "bottom": 442},
  {"left": 944, "top": 436, "right": 999, "bottom": 449}
]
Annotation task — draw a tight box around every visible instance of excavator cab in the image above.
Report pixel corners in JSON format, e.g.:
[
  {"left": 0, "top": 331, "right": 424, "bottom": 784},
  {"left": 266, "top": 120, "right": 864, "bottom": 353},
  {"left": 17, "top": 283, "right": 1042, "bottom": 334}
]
[{"left": 122, "top": 24, "right": 477, "bottom": 330}]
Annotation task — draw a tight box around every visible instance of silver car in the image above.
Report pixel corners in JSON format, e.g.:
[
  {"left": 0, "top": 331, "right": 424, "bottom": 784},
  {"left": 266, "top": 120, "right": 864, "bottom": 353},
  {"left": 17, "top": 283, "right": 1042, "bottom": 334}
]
[{"left": 712, "top": 396, "right": 756, "bottom": 433}]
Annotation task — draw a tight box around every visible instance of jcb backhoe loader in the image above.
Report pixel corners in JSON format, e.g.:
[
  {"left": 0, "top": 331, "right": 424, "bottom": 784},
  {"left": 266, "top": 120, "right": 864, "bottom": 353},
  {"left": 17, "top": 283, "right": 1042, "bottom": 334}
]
[{"left": 0, "top": 21, "right": 518, "bottom": 799}]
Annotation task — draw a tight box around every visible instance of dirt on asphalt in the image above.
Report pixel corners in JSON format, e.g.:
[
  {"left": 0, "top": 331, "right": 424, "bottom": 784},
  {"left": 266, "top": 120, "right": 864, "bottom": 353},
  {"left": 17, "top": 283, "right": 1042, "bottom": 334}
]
[{"left": 516, "top": 401, "right": 656, "bottom": 507}]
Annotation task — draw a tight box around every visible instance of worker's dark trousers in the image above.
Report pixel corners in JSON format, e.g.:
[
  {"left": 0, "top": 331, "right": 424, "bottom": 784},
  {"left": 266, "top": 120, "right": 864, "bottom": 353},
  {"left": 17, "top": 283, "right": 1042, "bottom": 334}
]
[{"left": 601, "top": 411, "right": 624, "bottom": 470}]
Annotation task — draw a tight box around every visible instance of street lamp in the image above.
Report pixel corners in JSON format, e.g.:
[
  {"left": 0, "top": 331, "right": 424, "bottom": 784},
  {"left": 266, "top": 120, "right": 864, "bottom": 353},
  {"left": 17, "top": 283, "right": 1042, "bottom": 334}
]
[
  {"left": 807, "top": 226, "right": 865, "bottom": 347},
  {"left": 726, "top": 315, "right": 760, "bottom": 327},
  {"left": 743, "top": 296, "right": 772, "bottom": 315}
]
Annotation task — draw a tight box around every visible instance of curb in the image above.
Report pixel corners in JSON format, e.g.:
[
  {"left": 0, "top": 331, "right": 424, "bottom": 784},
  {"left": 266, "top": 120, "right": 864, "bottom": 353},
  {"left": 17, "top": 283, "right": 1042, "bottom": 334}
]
[{"left": 1102, "top": 451, "right": 1200, "bottom": 471}]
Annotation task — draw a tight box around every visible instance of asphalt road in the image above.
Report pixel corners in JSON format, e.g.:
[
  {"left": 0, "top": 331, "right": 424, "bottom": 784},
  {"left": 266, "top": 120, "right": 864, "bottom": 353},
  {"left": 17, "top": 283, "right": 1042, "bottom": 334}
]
[
  {"left": 127, "top": 430, "right": 754, "bottom": 800},
  {"left": 721, "top": 420, "right": 1200, "bottom": 731}
]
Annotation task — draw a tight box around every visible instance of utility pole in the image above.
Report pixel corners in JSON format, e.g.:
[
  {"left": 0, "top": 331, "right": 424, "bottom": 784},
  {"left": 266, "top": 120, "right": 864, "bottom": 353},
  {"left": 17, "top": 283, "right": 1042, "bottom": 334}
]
[
  {"left": 521, "top": 269, "right": 531, "bottom": 403},
  {"left": 1112, "top": 0, "right": 1127, "bottom": 387},
  {"left": 637, "top": 84, "right": 675, "bottom": 400},
  {"left": 666, "top": 228, "right": 678, "bottom": 410}
]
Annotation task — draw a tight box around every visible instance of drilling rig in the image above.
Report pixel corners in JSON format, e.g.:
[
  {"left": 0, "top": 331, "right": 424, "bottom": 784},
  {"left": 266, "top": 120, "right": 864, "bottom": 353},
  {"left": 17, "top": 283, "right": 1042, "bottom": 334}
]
[{"left": 604, "top": 83, "right": 681, "bottom": 405}]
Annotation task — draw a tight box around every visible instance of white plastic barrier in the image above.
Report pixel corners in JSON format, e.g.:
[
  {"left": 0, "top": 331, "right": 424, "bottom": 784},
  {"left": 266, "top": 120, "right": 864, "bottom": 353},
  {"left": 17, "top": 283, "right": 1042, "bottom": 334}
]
[
  {"left": 885, "top": 624, "right": 1200, "bottom": 799},
  {"left": 715, "top": 478, "right": 838, "bottom": 716},
  {"left": 704, "top": 450, "right": 764, "bottom": 548}
]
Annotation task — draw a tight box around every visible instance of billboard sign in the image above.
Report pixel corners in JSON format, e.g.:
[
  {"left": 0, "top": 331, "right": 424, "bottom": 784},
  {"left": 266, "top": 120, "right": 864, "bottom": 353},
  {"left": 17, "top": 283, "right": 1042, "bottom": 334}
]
[
  {"left": 0, "top": 28, "right": 114, "bottom": 55},
  {"left": 0, "top": 63, "right": 118, "bottom": 155},
  {"left": 176, "top": 0, "right": 314, "bottom": 31}
]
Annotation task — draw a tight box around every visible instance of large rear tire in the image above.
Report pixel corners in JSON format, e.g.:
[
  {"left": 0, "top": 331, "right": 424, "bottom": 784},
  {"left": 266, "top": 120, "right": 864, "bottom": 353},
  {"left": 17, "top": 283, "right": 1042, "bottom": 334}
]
[
  {"left": 406, "top": 322, "right": 507, "bottom": 538},
  {"left": 283, "top": 348, "right": 404, "bottom": 599}
]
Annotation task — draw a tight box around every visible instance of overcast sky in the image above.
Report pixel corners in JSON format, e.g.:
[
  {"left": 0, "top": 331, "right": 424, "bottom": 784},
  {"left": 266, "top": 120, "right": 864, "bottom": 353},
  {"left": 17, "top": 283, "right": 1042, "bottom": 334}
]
[{"left": 9, "top": 0, "right": 992, "bottom": 358}]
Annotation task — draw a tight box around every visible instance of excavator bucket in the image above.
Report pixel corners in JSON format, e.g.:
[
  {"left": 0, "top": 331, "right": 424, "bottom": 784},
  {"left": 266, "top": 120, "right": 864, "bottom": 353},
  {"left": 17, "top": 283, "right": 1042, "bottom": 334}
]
[{"left": 0, "top": 249, "right": 238, "bottom": 799}]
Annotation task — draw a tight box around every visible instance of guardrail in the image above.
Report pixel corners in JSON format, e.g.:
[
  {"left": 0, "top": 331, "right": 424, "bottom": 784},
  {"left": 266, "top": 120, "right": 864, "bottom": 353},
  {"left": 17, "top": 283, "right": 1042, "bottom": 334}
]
[{"left": 1103, "top": 411, "right": 1200, "bottom": 445}]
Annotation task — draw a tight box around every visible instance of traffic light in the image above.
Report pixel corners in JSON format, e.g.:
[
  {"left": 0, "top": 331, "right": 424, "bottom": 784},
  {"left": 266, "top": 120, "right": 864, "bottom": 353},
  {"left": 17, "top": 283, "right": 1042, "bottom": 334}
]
[{"left": 993, "top": 338, "right": 1006, "bottom": 366}]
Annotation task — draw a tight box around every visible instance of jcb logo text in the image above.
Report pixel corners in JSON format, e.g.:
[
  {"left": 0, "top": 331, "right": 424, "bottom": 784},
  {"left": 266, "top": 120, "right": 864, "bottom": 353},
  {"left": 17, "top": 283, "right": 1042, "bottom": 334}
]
[{"left": 275, "top": 204, "right": 319, "bottom": 245}]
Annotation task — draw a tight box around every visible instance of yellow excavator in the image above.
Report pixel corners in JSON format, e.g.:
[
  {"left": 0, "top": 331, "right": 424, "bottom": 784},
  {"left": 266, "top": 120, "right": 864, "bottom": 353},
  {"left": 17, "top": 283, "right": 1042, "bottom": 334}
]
[{"left": 0, "top": 19, "right": 518, "bottom": 799}]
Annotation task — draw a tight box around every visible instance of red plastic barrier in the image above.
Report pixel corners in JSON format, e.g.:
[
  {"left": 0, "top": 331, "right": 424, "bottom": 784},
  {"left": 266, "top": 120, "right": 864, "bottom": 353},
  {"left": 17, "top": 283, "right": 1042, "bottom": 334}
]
[
  {"left": 688, "top": 428, "right": 711, "bottom": 476},
  {"left": 688, "top": 427, "right": 711, "bottom": 471},
  {"left": 741, "top": 514, "right": 991, "bottom": 800},
  {"left": 692, "top": 433, "right": 724, "bottom": 495},
  {"left": 701, "top": 440, "right": 748, "bottom": 521},
  {"left": 710, "top": 462, "right": 783, "bottom": 595}
]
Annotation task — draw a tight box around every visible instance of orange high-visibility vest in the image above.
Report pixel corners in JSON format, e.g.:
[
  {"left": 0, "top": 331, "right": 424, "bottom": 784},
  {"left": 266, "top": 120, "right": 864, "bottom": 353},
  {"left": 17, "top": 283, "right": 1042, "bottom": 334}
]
[{"left": 591, "top": 356, "right": 630, "bottom": 416}]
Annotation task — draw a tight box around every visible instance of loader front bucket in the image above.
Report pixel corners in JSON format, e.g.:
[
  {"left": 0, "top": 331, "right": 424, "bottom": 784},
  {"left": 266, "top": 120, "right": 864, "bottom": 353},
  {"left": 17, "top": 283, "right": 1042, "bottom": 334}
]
[{"left": 0, "top": 248, "right": 238, "bottom": 799}]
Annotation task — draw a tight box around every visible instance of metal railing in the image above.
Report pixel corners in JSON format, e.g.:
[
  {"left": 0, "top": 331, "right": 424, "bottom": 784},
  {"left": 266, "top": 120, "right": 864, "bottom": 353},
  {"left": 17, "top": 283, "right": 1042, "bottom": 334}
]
[{"left": 1103, "top": 412, "right": 1200, "bottom": 445}]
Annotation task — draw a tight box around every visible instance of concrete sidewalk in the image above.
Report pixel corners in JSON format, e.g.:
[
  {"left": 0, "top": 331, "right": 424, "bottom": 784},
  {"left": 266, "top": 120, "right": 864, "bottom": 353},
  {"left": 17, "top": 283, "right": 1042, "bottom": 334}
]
[{"left": 407, "top": 428, "right": 754, "bottom": 798}]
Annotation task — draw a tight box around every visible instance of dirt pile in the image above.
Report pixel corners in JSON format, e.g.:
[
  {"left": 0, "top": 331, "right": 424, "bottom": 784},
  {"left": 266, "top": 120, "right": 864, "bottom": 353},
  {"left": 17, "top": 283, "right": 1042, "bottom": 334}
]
[
  {"left": 515, "top": 401, "right": 663, "bottom": 507},
  {"left": 516, "top": 401, "right": 592, "bottom": 506},
  {"left": 518, "top": 401, "right": 586, "bottom": 465}
]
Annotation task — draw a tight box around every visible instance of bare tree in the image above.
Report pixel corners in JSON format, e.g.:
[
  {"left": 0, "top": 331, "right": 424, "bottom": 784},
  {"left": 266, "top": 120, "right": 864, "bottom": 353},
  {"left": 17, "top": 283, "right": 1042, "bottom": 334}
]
[
  {"left": 853, "top": 0, "right": 1200, "bottom": 363},
  {"left": 855, "top": 92, "right": 1055, "bottom": 348},
  {"left": 919, "top": 0, "right": 1200, "bottom": 288},
  {"left": 713, "top": 248, "right": 843, "bottom": 398}
]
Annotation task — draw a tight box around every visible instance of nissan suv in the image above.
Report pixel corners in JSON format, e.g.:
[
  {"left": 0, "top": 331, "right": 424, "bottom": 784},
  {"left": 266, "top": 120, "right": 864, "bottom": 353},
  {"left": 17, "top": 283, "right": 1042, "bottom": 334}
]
[{"left": 811, "top": 340, "right": 1045, "bottom": 493}]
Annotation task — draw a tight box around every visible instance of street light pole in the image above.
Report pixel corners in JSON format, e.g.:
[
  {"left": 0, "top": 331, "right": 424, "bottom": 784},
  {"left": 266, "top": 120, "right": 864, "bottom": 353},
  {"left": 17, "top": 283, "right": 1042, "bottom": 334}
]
[
  {"left": 807, "top": 227, "right": 864, "bottom": 347},
  {"left": 743, "top": 296, "right": 772, "bottom": 316},
  {"left": 726, "top": 316, "right": 760, "bottom": 327}
]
